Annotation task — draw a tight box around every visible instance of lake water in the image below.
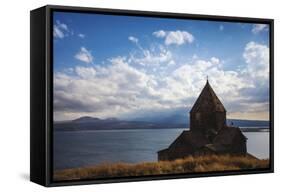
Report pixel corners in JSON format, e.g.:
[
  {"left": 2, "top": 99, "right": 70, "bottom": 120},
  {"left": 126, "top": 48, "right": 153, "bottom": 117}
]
[{"left": 53, "top": 128, "right": 270, "bottom": 170}]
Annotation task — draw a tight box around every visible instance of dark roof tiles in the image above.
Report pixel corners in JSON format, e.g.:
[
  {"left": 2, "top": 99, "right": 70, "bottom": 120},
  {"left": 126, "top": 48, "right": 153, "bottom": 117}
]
[
  {"left": 213, "top": 126, "right": 247, "bottom": 145},
  {"left": 190, "top": 80, "right": 226, "bottom": 113},
  {"left": 169, "top": 130, "right": 208, "bottom": 149}
]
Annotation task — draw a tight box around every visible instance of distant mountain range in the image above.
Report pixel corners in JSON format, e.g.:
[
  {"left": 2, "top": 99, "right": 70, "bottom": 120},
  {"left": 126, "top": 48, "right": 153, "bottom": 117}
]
[
  {"left": 54, "top": 116, "right": 269, "bottom": 132},
  {"left": 54, "top": 116, "right": 186, "bottom": 131}
]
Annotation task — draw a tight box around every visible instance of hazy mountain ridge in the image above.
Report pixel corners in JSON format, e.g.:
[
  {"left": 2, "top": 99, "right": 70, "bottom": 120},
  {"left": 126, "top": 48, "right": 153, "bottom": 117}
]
[{"left": 54, "top": 116, "right": 269, "bottom": 132}]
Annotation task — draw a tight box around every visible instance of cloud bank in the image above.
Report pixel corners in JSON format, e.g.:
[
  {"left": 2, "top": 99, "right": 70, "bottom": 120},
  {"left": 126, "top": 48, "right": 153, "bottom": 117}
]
[{"left": 54, "top": 38, "right": 269, "bottom": 121}]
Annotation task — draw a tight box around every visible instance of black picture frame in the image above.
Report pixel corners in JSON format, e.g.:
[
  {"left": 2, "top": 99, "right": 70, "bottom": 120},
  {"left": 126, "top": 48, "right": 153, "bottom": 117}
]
[{"left": 30, "top": 4, "right": 274, "bottom": 187}]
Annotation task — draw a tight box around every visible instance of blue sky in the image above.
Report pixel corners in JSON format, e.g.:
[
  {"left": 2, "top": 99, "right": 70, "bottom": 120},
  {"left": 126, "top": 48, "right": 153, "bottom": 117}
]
[{"left": 53, "top": 11, "right": 270, "bottom": 121}]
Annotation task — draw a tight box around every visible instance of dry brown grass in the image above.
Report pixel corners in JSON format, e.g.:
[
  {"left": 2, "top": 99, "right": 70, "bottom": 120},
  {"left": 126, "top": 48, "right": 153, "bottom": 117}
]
[{"left": 53, "top": 154, "right": 269, "bottom": 181}]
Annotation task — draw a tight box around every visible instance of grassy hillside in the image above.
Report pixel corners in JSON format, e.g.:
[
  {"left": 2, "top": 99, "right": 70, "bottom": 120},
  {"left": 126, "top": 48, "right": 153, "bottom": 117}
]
[{"left": 54, "top": 155, "right": 269, "bottom": 181}]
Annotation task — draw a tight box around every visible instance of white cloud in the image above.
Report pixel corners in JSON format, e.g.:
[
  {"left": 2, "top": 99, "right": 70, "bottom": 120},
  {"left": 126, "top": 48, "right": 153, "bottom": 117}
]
[
  {"left": 75, "top": 66, "right": 96, "bottom": 78},
  {"left": 54, "top": 25, "right": 64, "bottom": 38},
  {"left": 129, "top": 46, "right": 174, "bottom": 67},
  {"left": 165, "top": 31, "right": 194, "bottom": 45},
  {"left": 152, "top": 30, "right": 166, "bottom": 38},
  {"left": 153, "top": 30, "right": 194, "bottom": 45},
  {"left": 170, "top": 58, "right": 249, "bottom": 99},
  {"left": 252, "top": 24, "right": 268, "bottom": 34},
  {"left": 128, "top": 36, "right": 138, "bottom": 44},
  {"left": 75, "top": 47, "right": 94, "bottom": 64},
  {"left": 210, "top": 57, "right": 220, "bottom": 65},
  {"left": 78, "top": 33, "right": 85, "bottom": 38},
  {"left": 53, "top": 20, "right": 69, "bottom": 39},
  {"left": 219, "top": 25, "right": 224, "bottom": 31},
  {"left": 243, "top": 41, "right": 269, "bottom": 79}
]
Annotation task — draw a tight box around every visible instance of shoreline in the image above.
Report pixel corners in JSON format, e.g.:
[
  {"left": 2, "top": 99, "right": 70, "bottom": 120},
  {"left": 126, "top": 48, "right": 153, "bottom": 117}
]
[
  {"left": 53, "top": 154, "right": 269, "bottom": 181},
  {"left": 54, "top": 127, "right": 270, "bottom": 132}
]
